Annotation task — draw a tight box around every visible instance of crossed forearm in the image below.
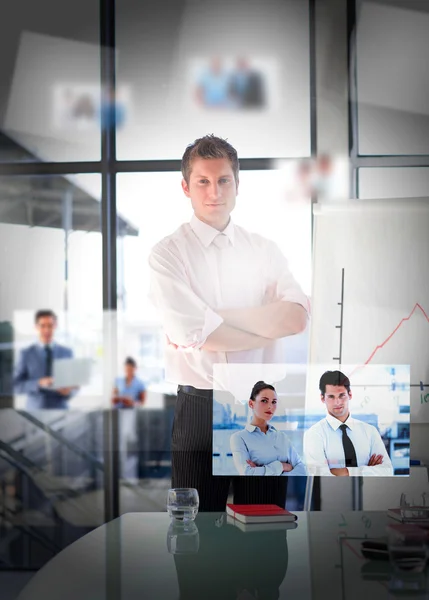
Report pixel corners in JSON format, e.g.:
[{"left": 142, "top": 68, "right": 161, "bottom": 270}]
[
  {"left": 202, "top": 323, "right": 272, "bottom": 352},
  {"left": 202, "top": 301, "right": 307, "bottom": 352},
  {"left": 218, "top": 301, "right": 307, "bottom": 339}
]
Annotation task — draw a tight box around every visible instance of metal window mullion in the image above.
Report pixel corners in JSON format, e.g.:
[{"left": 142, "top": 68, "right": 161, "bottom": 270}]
[
  {"left": 348, "top": 0, "right": 359, "bottom": 199},
  {"left": 100, "top": 0, "right": 120, "bottom": 533}
]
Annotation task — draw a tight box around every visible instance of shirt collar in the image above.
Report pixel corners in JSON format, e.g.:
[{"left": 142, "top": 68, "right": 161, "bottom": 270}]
[
  {"left": 190, "top": 214, "right": 235, "bottom": 248},
  {"left": 325, "top": 412, "right": 355, "bottom": 431},
  {"left": 38, "top": 341, "right": 55, "bottom": 349},
  {"left": 245, "top": 422, "right": 277, "bottom": 433}
]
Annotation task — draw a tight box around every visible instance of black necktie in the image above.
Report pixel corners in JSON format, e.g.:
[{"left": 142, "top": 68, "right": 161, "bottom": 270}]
[
  {"left": 340, "top": 424, "right": 358, "bottom": 467},
  {"left": 44, "top": 345, "right": 53, "bottom": 377}
]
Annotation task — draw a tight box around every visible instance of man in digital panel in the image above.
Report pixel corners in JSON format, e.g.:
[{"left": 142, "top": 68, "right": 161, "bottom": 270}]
[
  {"left": 13, "top": 309, "right": 76, "bottom": 410},
  {"left": 149, "top": 134, "right": 309, "bottom": 510},
  {"left": 304, "top": 370, "right": 394, "bottom": 476}
]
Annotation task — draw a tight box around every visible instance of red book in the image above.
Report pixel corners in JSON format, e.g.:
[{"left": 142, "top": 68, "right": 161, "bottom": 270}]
[{"left": 226, "top": 504, "right": 297, "bottom": 524}]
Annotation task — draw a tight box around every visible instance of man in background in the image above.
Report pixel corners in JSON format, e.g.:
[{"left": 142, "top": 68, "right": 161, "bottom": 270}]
[
  {"left": 13, "top": 309, "right": 75, "bottom": 410},
  {"left": 304, "top": 370, "right": 393, "bottom": 476},
  {"left": 230, "top": 57, "right": 265, "bottom": 109}
]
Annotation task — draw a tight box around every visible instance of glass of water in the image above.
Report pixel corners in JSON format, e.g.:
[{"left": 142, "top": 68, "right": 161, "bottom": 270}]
[
  {"left": 388, "top": 526, "right": 428, "bottom": 574},
  {"left": 167, "top": 488, "right": 199, "bottom": 522}
]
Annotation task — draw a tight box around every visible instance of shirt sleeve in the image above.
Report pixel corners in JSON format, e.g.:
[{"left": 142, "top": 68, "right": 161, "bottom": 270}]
[
  {"left": 267, "top": 241, "right": 310, "bottom": 314},
  {"left": 230, "top": 432, "right": 283, "bottom": 476},
  {"left": 283, "top": 436, "right": 308, "bottom": 476},
  {"left": 303, "top": 428, "right": 334, "bottom": 477},
  {"left": 148, "top": 243, "right": 223, "bottom": 349},
  {"left": 347, "top": 426, "right": 394, "bottom": 477},
  {"left": 13, "top": 349, "right": 40, "bottom": 395}
]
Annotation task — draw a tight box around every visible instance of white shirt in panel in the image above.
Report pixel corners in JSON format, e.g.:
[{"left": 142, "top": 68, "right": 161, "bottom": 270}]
[
  {"left": 303, "top": 413, "right": 394, "bottom": 477},
  {"left": 148, "top": 215, "right": 309, "bottom": 388}
]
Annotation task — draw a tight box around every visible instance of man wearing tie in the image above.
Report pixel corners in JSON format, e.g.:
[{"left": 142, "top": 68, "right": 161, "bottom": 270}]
[
  {"left": 149, "top": 134, "right": 309, "bottom": 510},
  {"left": 304, "top": 370, "right": 394, "bottom": 476},
  {"left": 13, "top": 310, "right": 75, "bottom": 410}
]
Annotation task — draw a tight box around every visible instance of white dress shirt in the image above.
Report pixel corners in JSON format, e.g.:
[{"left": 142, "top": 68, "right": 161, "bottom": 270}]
[
  {"left": 148, "top": 215, "right": 309, "bottom": 388},
  {"left": 303, "top": 413, "right": 394, "bottom": 477},
  {"left": 230, "top": 423, "right": 307, "bottom": 476}
]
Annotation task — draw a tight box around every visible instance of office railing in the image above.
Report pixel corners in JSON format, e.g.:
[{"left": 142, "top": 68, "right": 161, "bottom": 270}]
[{"left": 17, "top": 411, "right": 104, "bottom": 472}]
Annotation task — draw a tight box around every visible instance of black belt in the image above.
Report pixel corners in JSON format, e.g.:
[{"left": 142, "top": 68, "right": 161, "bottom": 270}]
[{"left": 177, "top": 385, "right": 213, "bottom": 399}]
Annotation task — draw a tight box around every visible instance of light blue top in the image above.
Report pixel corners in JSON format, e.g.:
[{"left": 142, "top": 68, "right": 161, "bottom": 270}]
[
  {"left": 198, "top": 69, "right": 231, "bottom": 106},
  {"left": 114, "top": 376, "right": 146, "bottom": 408},
  {"left": 230, "top": 423, "right": 307, "bottom": 476}
]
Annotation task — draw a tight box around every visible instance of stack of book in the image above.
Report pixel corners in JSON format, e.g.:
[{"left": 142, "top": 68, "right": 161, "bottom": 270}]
[{"left": 226, "top": 504, "right": 298, "bottom": 532}]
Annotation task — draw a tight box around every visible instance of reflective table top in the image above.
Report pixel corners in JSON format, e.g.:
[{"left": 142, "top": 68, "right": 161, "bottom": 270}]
[{"left": 16, "top": 511, "right": 429, "bottom": 600}]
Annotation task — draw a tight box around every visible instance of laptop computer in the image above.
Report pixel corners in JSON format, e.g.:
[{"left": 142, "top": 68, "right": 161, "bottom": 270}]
[{"left": 52, "top": 357, "right": 93, "bottom": 388}]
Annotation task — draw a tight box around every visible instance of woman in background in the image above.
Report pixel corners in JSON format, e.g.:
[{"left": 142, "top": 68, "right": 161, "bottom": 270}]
[
  {"left": 111, "top": 357, "right": 146, "bottom": 481},
  {"left": 112, "top": 357, "right": 146, "bottom": 408},
  {"left": 230, "top": 381, "right": 307, "bottom": 476}
]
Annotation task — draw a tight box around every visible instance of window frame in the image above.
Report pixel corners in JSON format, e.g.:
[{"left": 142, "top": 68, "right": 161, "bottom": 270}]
[{"left": 0, "top": 0, "right": 318, "bottom": 521}]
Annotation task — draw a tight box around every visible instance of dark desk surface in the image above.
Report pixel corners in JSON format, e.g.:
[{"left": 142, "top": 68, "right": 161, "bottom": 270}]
[{"left": 16, "top": 512, "right": 429, "bottom": 600}]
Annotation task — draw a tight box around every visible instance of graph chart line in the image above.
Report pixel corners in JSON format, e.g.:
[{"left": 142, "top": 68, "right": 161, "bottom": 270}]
[
  {"left": 361, "top": 302, "right": 429, "bottom": 367},
  {"left": 334, "top": 269, "right": 429, "bottom": 382}
]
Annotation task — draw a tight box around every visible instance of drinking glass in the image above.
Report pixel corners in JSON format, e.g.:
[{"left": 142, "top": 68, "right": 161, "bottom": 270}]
[
  {"left": 388, "top": 527, "right": 427, "bottom": 574},
  {"left": 167, "top": 488, "right": 199, "bottom": 522}
]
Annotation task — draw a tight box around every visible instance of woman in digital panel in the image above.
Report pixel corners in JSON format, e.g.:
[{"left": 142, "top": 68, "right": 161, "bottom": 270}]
[{"left": 230, "top": 380, "right": 307, "bottom": 476}]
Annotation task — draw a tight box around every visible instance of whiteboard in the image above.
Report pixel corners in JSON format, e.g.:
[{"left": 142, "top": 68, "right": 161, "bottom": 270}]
[{"left": 310, "top": 199, "right": 429, "bottom": 422}]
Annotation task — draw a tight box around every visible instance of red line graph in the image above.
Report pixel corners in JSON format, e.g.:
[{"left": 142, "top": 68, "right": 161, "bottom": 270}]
[{"left": 349, "top": 303, "right": 429, "bottom": 376}]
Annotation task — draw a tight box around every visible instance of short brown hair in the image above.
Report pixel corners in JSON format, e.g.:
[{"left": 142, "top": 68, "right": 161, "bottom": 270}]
[
  {"left": 181, "top": 134, "right": 239, "bottom": 184},
  {"left": 319, "top": 371, "right": 351, "bottom": 395},
  {"left": 35, "top": 309, "right": 57, "bottom": 324}
]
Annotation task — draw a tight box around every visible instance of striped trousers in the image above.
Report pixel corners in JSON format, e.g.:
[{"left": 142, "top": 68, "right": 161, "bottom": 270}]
[{"left": 171, "top": 387, "right": 288, "bottom": 512}]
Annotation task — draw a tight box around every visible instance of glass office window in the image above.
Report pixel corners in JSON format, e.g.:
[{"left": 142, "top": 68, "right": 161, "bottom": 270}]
[
  {"left": 356, "top": 0, "right": 429, "bottom": 155},
  {"left": 0, "top": 174, "right": 108, "bottom": 569},
  {"left": 115, "top": 170, "right": 312, "bottom": 513},
  {"left": 0, "top": 0, "right": 101, "bottom": 162},
  {"left": 116, "top": 0, "right": 311, "bottom": 160},
  {"left": 358, "top": 167, "right": 429, "bottom": 199},
  {"left": 0, "top": 174, "right": 115, "bottom": 411}
]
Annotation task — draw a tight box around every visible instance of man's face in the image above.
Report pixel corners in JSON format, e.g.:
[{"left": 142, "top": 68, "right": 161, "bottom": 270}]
[
  {"left": 182, "top": 157, "right": 238, "bottom": 230},
  {"left": 36, "top": 317, "right": 56, "bottom": 344},
  {"left": 321, "top": 384, "right": 351, "bottom": 421}
]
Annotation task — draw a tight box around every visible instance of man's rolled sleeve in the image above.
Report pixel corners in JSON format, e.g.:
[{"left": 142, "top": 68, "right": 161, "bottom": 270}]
[{"left": 149, "top": 245, "right": 223, "bottom": 349}]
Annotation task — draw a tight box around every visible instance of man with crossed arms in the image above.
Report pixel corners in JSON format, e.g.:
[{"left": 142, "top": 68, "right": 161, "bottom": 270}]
[
  {"left": 149, "top": 134, "right": 309, "bottom": 511},
  {"left": 304, "top": 370, "right": 393, "bottom": 476}
]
